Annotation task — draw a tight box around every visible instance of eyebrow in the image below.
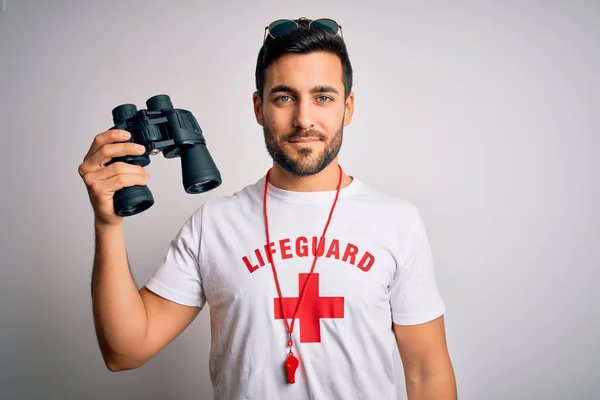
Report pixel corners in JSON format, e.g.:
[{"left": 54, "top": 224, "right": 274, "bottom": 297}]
[{"left": 269, "top": 85, "right": 340, "bottom": 96}]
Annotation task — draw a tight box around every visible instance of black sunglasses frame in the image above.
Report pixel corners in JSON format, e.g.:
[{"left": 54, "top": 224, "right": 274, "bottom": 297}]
[{"left": 263, "top": 17, "right": 343, "bottom": 44}]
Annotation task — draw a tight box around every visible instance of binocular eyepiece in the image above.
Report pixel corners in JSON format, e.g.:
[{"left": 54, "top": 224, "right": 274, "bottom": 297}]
[{"left": 106, "top": 94, "right": 222, "bottom": 217}]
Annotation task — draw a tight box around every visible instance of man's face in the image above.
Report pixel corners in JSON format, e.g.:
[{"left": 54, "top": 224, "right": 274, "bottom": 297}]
[{"left": 253, "top": 51, "right": 354, "bottom": 176}]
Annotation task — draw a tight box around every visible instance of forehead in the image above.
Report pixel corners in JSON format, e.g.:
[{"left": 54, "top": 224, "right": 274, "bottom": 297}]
[{"left": 265, "top": 51, "right": 344, "bottom": 92}]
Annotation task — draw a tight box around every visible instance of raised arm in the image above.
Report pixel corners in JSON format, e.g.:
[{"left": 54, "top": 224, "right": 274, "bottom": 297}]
[
  {"left": 80, "top": 129, "right": 201, "bottom": 371},
  {"left": 91, "top": 222, "right": 200, "bottom": 371}
]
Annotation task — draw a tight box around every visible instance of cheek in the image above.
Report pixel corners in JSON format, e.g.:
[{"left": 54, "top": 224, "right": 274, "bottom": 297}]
[
  {"left": 264, "top": 109, "right": 291, "bottom": 132},
  {"left": 318, "top": 102, "right": 344, "bottom": 121},
  {"left": 321, "top": 109, "right": 345, "bottom": 132}
]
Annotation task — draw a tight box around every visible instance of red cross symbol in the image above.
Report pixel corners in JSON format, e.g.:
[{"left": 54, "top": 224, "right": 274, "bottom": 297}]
[{"left": 274, "top": 273, "right": 345, "bottom": 343}]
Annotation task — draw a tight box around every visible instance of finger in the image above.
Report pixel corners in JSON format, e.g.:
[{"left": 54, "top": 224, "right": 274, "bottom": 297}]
[
  {"left": 82, "top": 162, "right": 148, "bottom": 185},
  {"left": 80, "top": 142, "right": 146, "bottom": 177},
  {"left": 90, "top": 142, "right": 147, "bottom": 169},
  {"left": 84, "top": 129, "right": 131, "bottom": 161},
  {"left": 99, "top": 171, "right": 150, "bottom": 193}
]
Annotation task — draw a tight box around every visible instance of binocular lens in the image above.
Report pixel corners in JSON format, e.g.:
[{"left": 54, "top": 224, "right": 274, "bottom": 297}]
[
  {"left": 181, "top": 145, "right": 222, "bottom": 194},
  {"left": 187, "top": 180, "right": 219, "bottom": 194},
  {"left": 113, "top": 185, "right": 154, "bottom": 217}
]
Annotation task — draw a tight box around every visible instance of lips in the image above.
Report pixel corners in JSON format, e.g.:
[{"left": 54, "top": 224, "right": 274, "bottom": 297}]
[{"left": 288, "top": 137, "right": 320, "bottom": 143}]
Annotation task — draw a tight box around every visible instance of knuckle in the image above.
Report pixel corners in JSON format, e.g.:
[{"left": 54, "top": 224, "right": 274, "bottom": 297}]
[
  {"left": 99, "top": 144, "right": 111, "bottom": 157},
  {"left": 116, "top": 175, "right": 127, "bottom": 185},
  {"left": 111, "top": 161, "right": 121, "bottom": 172},
  {"left": 83, "top": 173, "right": 94, "bottom": 186}
]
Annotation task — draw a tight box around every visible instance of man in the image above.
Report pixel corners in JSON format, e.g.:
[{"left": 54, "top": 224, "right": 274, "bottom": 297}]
[{"left": 78, "top": 17, "right": 457, "bottom": 399}]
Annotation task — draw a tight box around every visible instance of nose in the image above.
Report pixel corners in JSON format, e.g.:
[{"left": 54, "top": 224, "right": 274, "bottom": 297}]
[{"left": 292, "top": 97, "right": 314, "bottom": 130}]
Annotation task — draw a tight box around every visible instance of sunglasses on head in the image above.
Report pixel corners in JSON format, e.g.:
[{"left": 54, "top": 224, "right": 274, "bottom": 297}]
[{"left": 263, "top": 17, "right": 343, "bottom": 44}]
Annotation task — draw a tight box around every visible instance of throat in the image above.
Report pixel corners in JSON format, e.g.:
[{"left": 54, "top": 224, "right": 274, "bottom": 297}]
[{"left": 268, "top": 164, "right": 352, "bottom": 192}]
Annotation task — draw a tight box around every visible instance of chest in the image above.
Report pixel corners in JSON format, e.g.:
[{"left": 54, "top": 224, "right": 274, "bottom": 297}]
[{"left": 198, "top": 204, "right": 399, "bottom": 316}]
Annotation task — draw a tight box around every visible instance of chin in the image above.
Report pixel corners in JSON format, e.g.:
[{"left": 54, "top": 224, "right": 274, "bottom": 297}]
[
  {"left": 267, "top": 137, "right": 339, "bottom": 177},
  {"left": 280, "top": 157, "right": 331, "bottom": 177}
]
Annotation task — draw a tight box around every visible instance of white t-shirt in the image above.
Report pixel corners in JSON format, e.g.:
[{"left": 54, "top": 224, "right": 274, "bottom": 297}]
[{"left": 145, "top": 173, "right": 446, "bottom": 400}]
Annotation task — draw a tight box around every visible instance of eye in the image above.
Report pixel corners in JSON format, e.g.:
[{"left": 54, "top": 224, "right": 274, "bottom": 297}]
[
  {"left": 317, "top": 96, "right": 332, "bottom": 102},
  {"left": 275, "top": 95, "right": 293, "bottom": 102}
]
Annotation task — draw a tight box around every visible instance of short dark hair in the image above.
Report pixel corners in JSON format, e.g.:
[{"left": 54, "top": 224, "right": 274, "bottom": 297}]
[{"left": 254, "top": 18, "right": 353, "bottom": 100}]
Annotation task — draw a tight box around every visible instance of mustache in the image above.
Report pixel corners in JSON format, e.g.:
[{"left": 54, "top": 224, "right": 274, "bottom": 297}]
[{"left": 283, "top": 129, "right": 326, "bottom": 141}]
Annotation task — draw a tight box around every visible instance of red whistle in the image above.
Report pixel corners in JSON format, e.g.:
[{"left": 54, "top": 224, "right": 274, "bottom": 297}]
[{"left": 285, "top": 353, "right": 299, "bottom": 384}]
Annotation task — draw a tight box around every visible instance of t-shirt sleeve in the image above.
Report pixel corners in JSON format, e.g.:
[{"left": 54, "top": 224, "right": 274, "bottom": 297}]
[
  {"left": 389, "top": 206, "right": 446, "bottom": 325},
  {"left": 144, "top": 207, "right": 207, "bottom": 308}
]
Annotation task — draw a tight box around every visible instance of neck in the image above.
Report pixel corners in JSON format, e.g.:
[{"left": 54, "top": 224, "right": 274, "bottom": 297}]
[{"left": 268, "top": 160, "right": 353, "bottom": 192}]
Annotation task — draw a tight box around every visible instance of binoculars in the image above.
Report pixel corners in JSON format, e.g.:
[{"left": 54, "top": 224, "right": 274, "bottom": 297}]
[{"left": 106, "top": 94, "right": 222, "bottom": 217}]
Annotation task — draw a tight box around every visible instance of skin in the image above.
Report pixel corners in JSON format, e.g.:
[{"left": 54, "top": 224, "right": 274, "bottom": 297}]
[
  {"left": 252, "top": 51, "right": 354, "bottom": 192},
  {"left": 80, "top": 47, "right": 456, "bottom": 399}
]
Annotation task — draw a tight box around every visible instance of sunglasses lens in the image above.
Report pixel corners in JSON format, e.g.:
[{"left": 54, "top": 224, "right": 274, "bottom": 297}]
[
  {"left": 310, "top": 18, "right": 339, "bottom": 34},
  {"left": 268, "top": 19, "right": 297, "bottom": 38}
]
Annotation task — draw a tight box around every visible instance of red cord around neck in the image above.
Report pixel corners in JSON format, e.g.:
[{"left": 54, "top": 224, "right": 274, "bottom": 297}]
[{"left": 263, "top": 165, "right": 344, "bottom": 353}]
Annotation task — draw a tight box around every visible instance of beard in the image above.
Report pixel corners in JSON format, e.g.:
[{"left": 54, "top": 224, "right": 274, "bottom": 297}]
[{"left": 263, "top": 117, "right": 344, "bottom": 177}]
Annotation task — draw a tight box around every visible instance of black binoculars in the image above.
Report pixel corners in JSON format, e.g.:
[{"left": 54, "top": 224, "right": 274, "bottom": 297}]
[{"left": 106, "top": 94, "right": 222, "bottom": 217}]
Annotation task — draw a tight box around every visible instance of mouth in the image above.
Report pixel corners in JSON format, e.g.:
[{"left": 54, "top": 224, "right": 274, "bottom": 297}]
[{"left": 288, "top": 137, "right": 321, "bottom": 143}]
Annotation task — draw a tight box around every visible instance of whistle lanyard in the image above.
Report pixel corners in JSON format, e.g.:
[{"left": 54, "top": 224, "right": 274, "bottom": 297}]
[{"left": 263, "top": 165, "right": 343, "bottom": 384}]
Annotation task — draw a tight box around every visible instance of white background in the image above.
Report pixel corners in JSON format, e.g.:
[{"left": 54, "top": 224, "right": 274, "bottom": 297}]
[{"left": 0, "top": 0, "right": 598, "bottom": 399}]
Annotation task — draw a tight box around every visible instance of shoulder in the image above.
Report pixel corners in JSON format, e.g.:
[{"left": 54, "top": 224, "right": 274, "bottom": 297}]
[
  {"left": 351, "top": 178, "right": 434, "bottom": 263},
  {"left": 349, "top": 177, "right": 431, "bottom": 251},
  {"left": 194, "top": 176, "right": 265, "bottom": 218},
  {"left": 175, "top": 177, "right": 264, "bottom": 237},
  {"left": 350, "top": 177, "right": 423, "bottom": 223}
]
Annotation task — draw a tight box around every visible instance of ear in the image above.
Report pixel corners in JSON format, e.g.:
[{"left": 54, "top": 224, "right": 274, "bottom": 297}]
[
  {"left": 252, "top": 91, "right": 264, "bottom": 126},
  {"left": 343, "top": 91, "right": 355, "bottom": 127}
]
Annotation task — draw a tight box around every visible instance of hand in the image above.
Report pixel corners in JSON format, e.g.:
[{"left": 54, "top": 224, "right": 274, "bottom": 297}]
[{"left": 78, "top": 129, "right": 149, "bottom": 227}]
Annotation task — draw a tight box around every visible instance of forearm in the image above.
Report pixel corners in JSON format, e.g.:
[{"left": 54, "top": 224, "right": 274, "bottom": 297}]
[
  {"left": 406, "top": 367, "right": 457, "bottom": 399},
  {"left": 91, "top": 221, "right": 147, "bottom": 370}
]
